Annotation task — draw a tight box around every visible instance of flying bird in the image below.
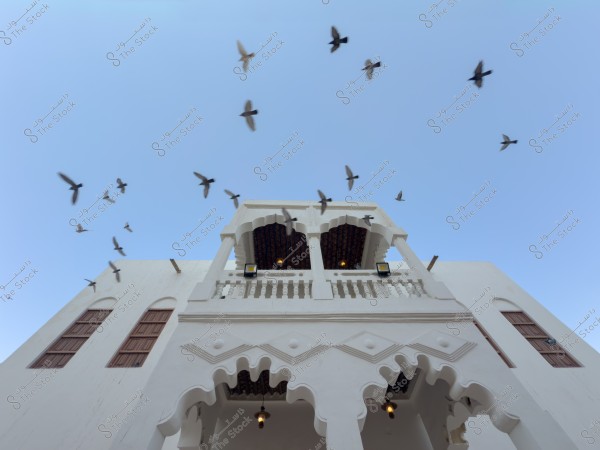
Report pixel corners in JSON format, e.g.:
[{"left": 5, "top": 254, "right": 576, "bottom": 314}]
[
  {"left": 103, "top": 190, "right": 115, "bottom": 204},
  {"left": 282, "top": 208, "right": 297, "bottom": 236},
  {"left": 329, "top": 26, "right": 348, "bottom": 53},
  {"left": 362, "top": 215, "right": 374, "bottom": 226},
  {"left": 240, "top": 100, "right": 258, "bottom": 131},
  {"left": 75, "top": 224, "right": 88, "bottom": 233},
  {"left": 345, "top": 165, "right": 359, "bottom": 191},
  {"left": 468, "top": 60, "right": 493, "bottom": 88},
  {"left": 395, "top": 191, "right": 405, "bottom": 202},
  {"left": 224, "top": 190, "right": 240, "bottom": 208},
  {"left": 58, "top": 172, "right": 83, "bottom": 205},
  {"left": 112, "top": 236, "right": 126, "bottom": 256},
  {"left": 362, "top": 59, "right": 381, "bottom": 80},
  {"left": 116, "top": 178, "right": 127, "bottom": 193},
  {"left": 124, "top": 222, "right": 132, "bottom": 232},
  {"left": 108, "top": 261, "right": 121, "bottom": 283},
  {"left": 500, "top": 134, "right": 518, "bottom": 151},
  {"left": 85, "top": 278, "right": 96, "bottom": 292},
  {"left": 193, "top": 172, "right": 215, "bottom": 198},
  {"left": 237, "top": 40, "right": 255, "bottom": 72},
  {"left": 317, "top": 190, "right": 332, "bottom": 215}
]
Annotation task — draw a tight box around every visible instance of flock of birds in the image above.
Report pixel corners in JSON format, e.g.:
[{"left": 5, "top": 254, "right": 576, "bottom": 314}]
[
  {"left": 192, "top": 164, "right": 406, "bottom": 215},
  {"left": 57, "top": 27, "right": 517, "bottom": 291},
  {"left": 57, "top": 172, "right": 130, "bottom": 289}
]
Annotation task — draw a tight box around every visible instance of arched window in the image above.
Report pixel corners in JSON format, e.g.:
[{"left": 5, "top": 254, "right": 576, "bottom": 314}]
[
  {"left": 500, "top": 311, "right": 581, "bottom": 368},
  {"left": 30, "top": 309, "right": 111, "bottom": 368},
  {"left": 107, "top": 309, "right": 173, "bottom": 368}
]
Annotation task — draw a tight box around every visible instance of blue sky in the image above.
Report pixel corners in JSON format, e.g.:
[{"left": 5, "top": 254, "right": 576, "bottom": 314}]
[{"left": 1, "top": 0, "right": 599, "bottom": 363}]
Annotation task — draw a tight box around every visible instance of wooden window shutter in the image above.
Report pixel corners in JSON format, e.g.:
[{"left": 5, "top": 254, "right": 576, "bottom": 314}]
[
  {"left": 108, "top": 309, "right": 173, "bottom": 368},
  {"left": 501, "top": 311, "right": 581, "bottom": 368},
  {"left": 30, "top": 309, "right": 111, "bottom": 369},
  {"left": 473, "top": 321, "right": 514, "bottom": 368}
]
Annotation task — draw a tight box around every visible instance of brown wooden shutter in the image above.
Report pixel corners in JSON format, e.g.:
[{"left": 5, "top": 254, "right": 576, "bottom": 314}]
[
  {"left": 30, "top": 309, "right": 111, "bottom": 369},
  {"left": 108, "top": 309, "right": 173, "bottom": 368},
  {"left": 501, "top": 311, "right": 580, "bottom": 368},
  {"left": 473, "top": 321, "right": 514, "bottom": 368}
]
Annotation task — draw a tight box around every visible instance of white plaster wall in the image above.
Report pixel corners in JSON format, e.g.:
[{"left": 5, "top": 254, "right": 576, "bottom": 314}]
[
  {"left": 1, "top": 257, "right": 597, "bottom": 449},
  {"left": 0, "top": 260, "right": 232, "bottom": 450},
  {"left": 433, "top": 261, "right": 600, "bottom": 449}
]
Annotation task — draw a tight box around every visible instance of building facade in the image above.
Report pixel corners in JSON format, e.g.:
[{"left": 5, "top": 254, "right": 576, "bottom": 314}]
[{"left": 1, "top": 200, "right": 599, "bottom": 450}]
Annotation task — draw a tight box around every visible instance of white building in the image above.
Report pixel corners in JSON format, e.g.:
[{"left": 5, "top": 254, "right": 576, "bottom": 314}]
[{"left": 1, "top": 200, "right": 599, "bottom": 450}]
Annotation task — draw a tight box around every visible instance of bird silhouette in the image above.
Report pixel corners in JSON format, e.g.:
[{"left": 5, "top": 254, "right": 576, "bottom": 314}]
[
  {"left": 124, "top": 222, "right": 133, "bottom": 232},
  {"left": 116, "top": 178, "right": 127, "bottom": 193},
  {"left": 329, "top": 26, "right": 348, "bottom": 53},
  {"left": 282, "top": 208, "right": 297, "bottom": 236},
  {"left": 500, "top": 134, "right": 518, "bottom": 151},
  {"left": 224, "top": 190, "right": 240, "bottom": 208},
  {"left": 237, "top": 40, "right": 255, "bottom": 72},
  {"left": 58, "top": 172, "right": 83, "bottom": 205},
  {"left": 469, "top": 60, "right": 492, "bottom": 88},
  {"left": 362, "top": 215, "right": 374, "bottom": 226},
  {"left": 103, "top": 190, "right": 115, "bottom": 204},
  {"left": 75, "top": 224, "right": 88, "bottom": 233},
  {"left": 194, "top": 172, "right": 215, "bottom": 198},
  {"left": 345, "top": 165, "right": 359, "bottom": 191},
  {"left": 240, "top": 100, "right": 258, "bottom": 131},
  {"left": 395, "top": 191, "right": 405, "bottom": 202},
  {"left": 108, "top": 261, "right": 121, "bottom": 283},
  {"left": 317, "top": 190, "right": 332, "bottom": 215},
  {"left": 363, "top": 59, "right": 382, "bottom": 80},
  {"left": 85, "top": 278, "right": 96, "bottom": 292},
  {"left": 112, "top": 236, "right": 126, "bottom": 256}
]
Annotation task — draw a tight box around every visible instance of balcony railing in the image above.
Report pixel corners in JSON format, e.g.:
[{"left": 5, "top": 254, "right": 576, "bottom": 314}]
[
  {"left": 213, "top": 270, "right": 425, "bottom": 300},
  {"left": 326, "top": 270, "right": 425, "bottom": 299},
  {"left": 214, "top": 271, "right": 312, "bottom": 299}
]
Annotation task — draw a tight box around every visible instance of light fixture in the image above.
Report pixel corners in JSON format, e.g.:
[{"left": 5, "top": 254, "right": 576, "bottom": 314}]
[
  {"left": 254, "top": 395, "right": 271, "bottom": 429},
  {"left": 276, "top": 258, "right": 284, "bottom": 268},
  {"left": 339, "top": 260, "right": 347, "bottom": 268},
  {"left": 244, "top": 263, "right": 258, "bottom": 278},
  {"left": 376, "top": 262, "right": 391, "bottom": 277},
  {"left": 382, "top": 396, "right": 397, "bottom": 419},
  {"left": 545, "top": 338, "right": 557, "bottom": 346}
]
